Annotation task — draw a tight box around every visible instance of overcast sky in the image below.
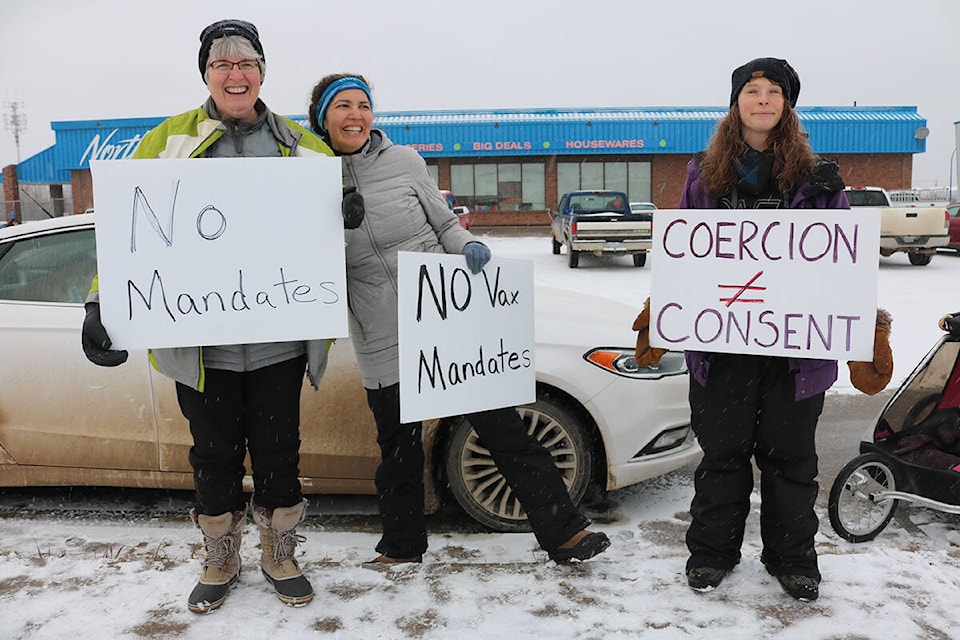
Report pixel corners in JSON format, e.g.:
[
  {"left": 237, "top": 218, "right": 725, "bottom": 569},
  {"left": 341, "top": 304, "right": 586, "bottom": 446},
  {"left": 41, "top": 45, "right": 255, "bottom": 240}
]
[{"left": 1, "top": 0, "right": 958, "bottom": 191}]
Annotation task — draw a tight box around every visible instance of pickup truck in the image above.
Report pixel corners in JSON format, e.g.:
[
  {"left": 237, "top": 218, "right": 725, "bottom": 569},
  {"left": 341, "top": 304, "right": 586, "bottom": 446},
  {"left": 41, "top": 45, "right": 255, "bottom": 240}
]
[
  {"left": 844, "top": 186, "right": 950, "bottom": 266},
  {"left": 550, "top": 190, "right": 653, "bottom": 268}
]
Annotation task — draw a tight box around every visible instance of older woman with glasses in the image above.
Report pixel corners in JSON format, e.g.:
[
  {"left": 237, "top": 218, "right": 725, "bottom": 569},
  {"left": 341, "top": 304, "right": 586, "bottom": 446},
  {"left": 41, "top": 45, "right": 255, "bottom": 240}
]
[{"left": 81, "top": 19, "right": 345, "bottom": 614}]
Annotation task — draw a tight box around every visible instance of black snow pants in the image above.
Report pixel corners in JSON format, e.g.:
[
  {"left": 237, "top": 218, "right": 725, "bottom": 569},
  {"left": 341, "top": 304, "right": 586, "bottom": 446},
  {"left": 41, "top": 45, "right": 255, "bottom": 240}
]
[
  {"left": 176, "top": 355, "right": 307, "bottom": 516},
  {"left": 366, "top": 383, "right": 590, "bottom": 558},
  {"left": 685, "top": 353, "right": 824, "bottom": 580}
]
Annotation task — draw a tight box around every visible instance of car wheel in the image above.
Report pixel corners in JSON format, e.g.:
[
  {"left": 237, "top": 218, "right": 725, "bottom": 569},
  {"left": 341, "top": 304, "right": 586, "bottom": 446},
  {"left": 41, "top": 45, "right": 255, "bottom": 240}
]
[
  {"left": 633, "top": 253, "right": 647, "bottom": 267},
  {"left": 552, "top": 236, "right": 561, "bottom": 255},
  {"left": 443, "top": 395, "right": 594, "bottom": 532},
  {"left": 567, "top": 243, "right": 579, "bottom": 268},
  {"left": 908, "top": 252, "right": 932, "bottom": 266}
]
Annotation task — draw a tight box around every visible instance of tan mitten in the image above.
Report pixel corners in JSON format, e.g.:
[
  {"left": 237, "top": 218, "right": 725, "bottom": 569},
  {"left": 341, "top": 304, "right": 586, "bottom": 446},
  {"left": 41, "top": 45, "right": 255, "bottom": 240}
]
[
  {"left": 632, "top": 297, "right": 667, "bottom": 367},
  {"left": 848, "top": 308, "right": 893, "bottom": 396}
]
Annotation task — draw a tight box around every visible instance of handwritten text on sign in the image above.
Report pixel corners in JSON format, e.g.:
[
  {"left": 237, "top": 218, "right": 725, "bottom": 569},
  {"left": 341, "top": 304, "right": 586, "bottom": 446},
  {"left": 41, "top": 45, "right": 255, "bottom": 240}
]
[
  {"left": 397, "top": 252, "right": 535, "bottom": 423},
  {"left": 649, "top": 209, "right": 880, "bottom": 360},
  {"left": 90, "top": 157, "right": 348, "bottom": 350}
]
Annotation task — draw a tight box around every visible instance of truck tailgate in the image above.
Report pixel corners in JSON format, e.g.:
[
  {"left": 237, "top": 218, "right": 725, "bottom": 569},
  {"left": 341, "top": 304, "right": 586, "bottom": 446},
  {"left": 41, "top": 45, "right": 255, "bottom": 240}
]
[
  {"left": 881, "top": 207, "right": 947, "bottom": 236},
  {"left": 573, "top": 213, "right": 652, "bottom": 239},
  {"left": 575, "top": 220, "right": 651, "bottom": 238}
]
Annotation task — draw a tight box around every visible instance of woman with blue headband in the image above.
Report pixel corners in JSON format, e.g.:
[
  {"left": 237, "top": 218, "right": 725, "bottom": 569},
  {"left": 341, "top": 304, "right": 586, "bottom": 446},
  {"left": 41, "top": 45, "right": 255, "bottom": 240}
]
[{"left": 308, "top": 73, "right": 609, "bottom": 565}]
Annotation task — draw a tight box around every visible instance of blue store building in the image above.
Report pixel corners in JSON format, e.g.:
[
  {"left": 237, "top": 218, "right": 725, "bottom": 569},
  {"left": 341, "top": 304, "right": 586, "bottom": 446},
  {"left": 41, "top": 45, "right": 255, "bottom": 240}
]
[{"left": 3, "top": 105, "right": 928, "bottom": 225}]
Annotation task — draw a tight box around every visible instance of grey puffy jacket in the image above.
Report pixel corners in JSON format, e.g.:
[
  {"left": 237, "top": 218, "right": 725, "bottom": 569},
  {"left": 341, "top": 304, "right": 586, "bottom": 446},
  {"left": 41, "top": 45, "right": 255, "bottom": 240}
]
[{"left": 341, "top": 129, "right": 476, "bottom": 388}]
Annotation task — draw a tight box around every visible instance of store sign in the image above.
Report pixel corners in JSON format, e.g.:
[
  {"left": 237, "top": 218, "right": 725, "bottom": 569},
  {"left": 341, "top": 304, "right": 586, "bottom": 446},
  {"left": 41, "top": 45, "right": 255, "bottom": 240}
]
[
  {"left": 563, "top": 139, "right": 645, "bottom": 149},
  {"left": 80, "top": 129, "right": 145, "bottom": 165},
  {"left": 64, "top": 120, "right": 655, "bottom": 169}
]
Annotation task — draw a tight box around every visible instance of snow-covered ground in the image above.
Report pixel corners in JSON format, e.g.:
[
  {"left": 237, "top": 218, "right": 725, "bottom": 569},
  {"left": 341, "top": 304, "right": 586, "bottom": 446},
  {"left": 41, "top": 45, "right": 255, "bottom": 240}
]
[{"left": 2, "top": 234, "right": 960, "bottom": 639}]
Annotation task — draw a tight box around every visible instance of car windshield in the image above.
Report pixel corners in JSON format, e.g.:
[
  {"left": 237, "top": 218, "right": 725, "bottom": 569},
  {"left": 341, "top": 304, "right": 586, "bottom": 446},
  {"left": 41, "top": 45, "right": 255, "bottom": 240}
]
[
  {"left": 0, "top": 229, "right": 97, "bottom": 303},
  {"left": 845, "top": 190, "right": 889, "bottom": 207},
  {"left": 630, "top": 203, "right": 656, "bottom": 212}
]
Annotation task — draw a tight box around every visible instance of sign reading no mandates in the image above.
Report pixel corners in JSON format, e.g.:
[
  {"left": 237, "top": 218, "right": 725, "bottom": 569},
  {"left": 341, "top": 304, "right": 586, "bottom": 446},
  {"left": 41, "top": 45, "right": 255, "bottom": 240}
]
[
  {"left": 397, "top": 252, "right": 535, "bottom": 423},
  {"left": 90, "top": 157, "right": 348, "bottom": 350},
  {"left": 649, "top": 208, "right": 881, "bottom": 360}
]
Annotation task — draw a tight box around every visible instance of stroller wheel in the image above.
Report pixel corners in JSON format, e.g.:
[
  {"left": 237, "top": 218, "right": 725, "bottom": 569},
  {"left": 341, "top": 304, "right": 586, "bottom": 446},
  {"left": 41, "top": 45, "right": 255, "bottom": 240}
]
[{"left": 828, "top": 452, "right": 899, "bottom": 543}]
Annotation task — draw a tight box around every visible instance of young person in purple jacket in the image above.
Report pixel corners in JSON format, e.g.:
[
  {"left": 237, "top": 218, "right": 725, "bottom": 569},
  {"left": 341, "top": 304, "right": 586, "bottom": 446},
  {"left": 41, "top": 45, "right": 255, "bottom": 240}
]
[{"left": 633, "top": 57, "right": 893, "bottom": 602}]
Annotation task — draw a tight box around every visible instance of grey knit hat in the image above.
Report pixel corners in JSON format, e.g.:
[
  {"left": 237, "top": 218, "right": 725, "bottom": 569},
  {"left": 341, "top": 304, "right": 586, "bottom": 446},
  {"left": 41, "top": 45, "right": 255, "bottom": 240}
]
[{"left": 198, "top": 19, "right": 264, "bottom": 81}]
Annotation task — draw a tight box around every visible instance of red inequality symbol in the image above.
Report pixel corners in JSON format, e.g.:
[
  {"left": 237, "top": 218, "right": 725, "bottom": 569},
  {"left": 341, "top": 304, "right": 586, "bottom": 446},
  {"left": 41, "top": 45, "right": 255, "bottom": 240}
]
[{"left": 718, "top": 270, "right": 766, "bottom": 307}]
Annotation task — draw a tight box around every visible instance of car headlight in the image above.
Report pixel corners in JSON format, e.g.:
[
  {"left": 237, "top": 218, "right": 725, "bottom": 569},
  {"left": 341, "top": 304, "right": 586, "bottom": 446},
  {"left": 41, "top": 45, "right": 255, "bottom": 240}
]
[{"left": 583, "top": 348, "right": 687, "bottom": 379}]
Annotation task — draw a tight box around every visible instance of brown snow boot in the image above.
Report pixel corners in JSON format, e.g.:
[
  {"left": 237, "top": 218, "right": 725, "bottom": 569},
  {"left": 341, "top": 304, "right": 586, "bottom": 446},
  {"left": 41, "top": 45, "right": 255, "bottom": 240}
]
[
  {"left": 187, "top": 508, "right": 245, "bottom": 614},
  {"left": 251, "top": 498, "right": 314, "bottom": 606}
]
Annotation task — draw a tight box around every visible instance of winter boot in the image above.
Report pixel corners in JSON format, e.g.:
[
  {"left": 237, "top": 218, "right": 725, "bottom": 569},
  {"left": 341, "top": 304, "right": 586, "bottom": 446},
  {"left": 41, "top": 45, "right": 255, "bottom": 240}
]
[
  {"left": 251, "top": 498, "right": 314, "bottom": 606},
  {"left": 187, "top": 508, "right": 245, "bottom": 614}
]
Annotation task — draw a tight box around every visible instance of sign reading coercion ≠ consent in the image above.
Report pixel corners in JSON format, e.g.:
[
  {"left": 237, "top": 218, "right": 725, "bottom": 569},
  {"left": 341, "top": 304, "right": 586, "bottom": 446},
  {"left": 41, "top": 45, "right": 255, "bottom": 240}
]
[
  {"left": 397, "top": 252, "right": 536, "bottom": 423},
  {"left": 90, "top": 157, "right": 348, "bottom": 350},
  {"left": 649, "top": 208, "right": 881, "bottom": 361}
]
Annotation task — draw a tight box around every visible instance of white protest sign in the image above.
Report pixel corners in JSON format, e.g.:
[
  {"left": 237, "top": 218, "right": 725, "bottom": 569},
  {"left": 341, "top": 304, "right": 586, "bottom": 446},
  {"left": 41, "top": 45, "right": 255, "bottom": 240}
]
[
  {"left": 90, "top": 157, "right": 348, "bottom": 350},
  {"left": 649, "top": 208, "right": 880, "bottom": 360},
  {"left": 397, "top": 252, "right": 535, "bottom": 423}
]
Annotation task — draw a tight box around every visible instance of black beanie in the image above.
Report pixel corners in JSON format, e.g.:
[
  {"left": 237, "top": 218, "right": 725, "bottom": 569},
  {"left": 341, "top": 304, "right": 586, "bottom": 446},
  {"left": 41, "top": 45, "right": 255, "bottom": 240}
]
[
  {"left": 730, "top": 57, "right": 800, "bottom": 107},
  {"left": 198, "top": 19, "right": 264, "bottom": 81}
]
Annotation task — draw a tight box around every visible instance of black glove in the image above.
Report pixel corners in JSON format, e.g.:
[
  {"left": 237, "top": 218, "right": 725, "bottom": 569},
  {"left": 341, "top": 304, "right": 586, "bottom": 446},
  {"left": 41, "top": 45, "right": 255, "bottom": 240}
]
[
  {"left": 342, "top": 186, "right": 365, "bottom": 229},
  {"left": 82, "top": 302, "right": 128, "bottom": 367}
]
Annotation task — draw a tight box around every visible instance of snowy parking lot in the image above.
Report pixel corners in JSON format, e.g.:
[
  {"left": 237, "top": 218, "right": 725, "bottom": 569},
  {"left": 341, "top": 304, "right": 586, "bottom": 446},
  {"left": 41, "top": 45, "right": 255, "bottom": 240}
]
[{"left": 2, "top": 233, "right": 960, "bottom": 639}]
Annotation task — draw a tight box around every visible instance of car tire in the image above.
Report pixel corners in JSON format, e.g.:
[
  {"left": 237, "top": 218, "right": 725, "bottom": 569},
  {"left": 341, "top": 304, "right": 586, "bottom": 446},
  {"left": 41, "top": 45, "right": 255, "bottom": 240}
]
[
  {"left": 908, "top": 252, "right": 932, "bottom": 266},
  {"left": 552, "top": 236, "right": 561, "bottom": 255},
  {"left": 567, "top": 243, "right": 579, "bottom": 268},
  {"left": 633, "top": 253, "right": 647, "bottom": 267},
  {"left": 443, "top": 395, "right": 594, "bottom": 532}
]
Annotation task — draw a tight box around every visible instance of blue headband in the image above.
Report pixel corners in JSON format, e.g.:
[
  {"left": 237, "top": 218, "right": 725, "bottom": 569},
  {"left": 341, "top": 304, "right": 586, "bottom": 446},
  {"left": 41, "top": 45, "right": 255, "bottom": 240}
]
[{"left": 314, "top": 77, "right": 373, "bottom": 135}]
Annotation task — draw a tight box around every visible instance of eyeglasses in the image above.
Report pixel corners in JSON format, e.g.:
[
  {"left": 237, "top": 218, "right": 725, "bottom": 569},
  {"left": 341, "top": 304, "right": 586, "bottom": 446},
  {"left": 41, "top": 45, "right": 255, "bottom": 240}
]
[{"left": 208, "top": 59, "right": 260, "bottom": 74}]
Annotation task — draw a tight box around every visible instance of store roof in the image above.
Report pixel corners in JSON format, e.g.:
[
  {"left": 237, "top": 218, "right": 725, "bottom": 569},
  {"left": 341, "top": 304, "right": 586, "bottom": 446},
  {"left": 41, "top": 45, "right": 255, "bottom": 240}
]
[{"left": 4, "top": 106, "right": 927, "bottom": 184}]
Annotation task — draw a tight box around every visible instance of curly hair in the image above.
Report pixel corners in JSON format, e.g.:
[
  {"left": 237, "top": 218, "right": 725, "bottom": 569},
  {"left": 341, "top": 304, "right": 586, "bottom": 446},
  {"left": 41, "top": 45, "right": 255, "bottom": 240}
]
[
  {"left": 699, "top": 103, "right": 817, "bottom": 198},
  {"left": 307, "top": 73, "right": 372, "bottom": 135}
]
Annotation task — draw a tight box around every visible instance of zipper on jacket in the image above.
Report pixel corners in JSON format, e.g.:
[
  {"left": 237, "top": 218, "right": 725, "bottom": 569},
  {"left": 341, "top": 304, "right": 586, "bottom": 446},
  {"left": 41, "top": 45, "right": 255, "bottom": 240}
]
[{"left": 344, "top": 156, "right": 401, "bottom": 286}]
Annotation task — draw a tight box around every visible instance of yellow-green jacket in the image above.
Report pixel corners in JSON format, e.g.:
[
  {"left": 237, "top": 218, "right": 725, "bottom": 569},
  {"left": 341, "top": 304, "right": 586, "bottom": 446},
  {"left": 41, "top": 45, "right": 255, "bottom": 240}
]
[{"left": 89, "top": 98, "right": 334, "bottom": 391}]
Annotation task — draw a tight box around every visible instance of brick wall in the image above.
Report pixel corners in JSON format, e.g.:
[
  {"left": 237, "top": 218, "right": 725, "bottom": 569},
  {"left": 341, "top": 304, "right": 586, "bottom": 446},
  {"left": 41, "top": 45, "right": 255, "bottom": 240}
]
[
  {"left": 470, "top": 211, "right": 554, "bottom": 226},
  {"left": 70, "top": 169, "right": 94, "bottom": 214},
  {"left": 436, "top": 158, "right": 451, "bottom": 192},
  {"left": 829, "top": 153, "right": 913, "bottom": 192},
  {"left": 2, "top": 164, "right": 20, "bottom": 221},
  {"left": 652, "top": 155, "right": 694, "bottom": 208}
]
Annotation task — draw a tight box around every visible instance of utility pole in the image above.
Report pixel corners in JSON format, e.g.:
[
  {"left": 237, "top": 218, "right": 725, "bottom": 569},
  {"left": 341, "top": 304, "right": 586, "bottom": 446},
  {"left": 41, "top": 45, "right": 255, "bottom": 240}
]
[{"left": 4, "top": 101, "right": 27, "bottom": 164}]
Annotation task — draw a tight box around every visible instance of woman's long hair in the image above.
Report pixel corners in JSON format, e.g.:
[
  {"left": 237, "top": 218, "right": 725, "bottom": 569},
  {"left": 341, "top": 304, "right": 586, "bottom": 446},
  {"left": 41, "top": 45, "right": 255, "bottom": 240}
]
[{"left": 699, "top": 104, "right": 817, "bottom": 197}]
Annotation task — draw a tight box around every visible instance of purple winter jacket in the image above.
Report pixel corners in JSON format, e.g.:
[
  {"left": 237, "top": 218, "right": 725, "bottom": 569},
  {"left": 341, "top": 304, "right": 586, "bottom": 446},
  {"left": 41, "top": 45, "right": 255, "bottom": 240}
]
[{"left": 679, "top": 155, "right": 850, "bottom": 401}]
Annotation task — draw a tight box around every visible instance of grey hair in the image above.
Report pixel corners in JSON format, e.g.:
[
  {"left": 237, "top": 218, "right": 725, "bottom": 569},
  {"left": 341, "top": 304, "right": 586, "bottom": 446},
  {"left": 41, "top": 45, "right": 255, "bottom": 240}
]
[{"left": 203, "top": 35, "right": 266, "bottom": 84}]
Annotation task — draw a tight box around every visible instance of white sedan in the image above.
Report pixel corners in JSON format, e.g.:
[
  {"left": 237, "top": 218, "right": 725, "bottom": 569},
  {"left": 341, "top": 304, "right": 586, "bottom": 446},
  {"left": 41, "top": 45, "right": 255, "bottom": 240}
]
[{"left": 0, "top": 214, "right": 699, "bottom": 531}]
